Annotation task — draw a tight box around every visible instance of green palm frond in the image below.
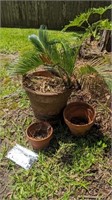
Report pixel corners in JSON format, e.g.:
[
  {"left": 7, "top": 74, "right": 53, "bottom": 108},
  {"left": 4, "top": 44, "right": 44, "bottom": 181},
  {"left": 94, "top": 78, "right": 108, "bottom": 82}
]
[
  {"left": 77, "top": 65, "right": 97, "bottom": 76},
  {"left": 60, "top": 40, "right": 77, "bottom": 75},
  {"left": 78, "top": 55, "right": 112, "bottom": 91},
  {"left": 9, "top": 49, "right": 43, "bottom": 75},
  {"left": 29, "top": 27, "right": 62, "bottom": 64},
  {"left": 49, "top": 43, "right": 61, "bottom": 64},
  {"left": 90, "top": 55, "right": 112, "bottom": 90},
  {"left": 10, "top": 26, "right": 78, "bottom": 83},
  {"left": 29, "top": 34, "right": 46, "bottom": 54},
  {"left": 38, "top": 25, "right": 48, "bottom": 50},
  {"left": 29, "top": 26, "right": 60, "bottom": 57},
  {"left": 48, "top": 39, "right": 78, "bottom": 76},
  {"left": 37, "top": 27, "right": 77, "bottom": 75}
]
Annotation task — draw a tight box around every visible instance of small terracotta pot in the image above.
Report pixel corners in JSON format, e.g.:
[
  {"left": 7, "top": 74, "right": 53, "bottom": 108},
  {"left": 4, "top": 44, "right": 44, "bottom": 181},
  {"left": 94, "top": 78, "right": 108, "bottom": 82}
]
[
  {"left": 26, "top": 122, "right": 53, "bottom": 150},
  {"left": 63, "top": 102, "right": 95, "bottom": 136}
]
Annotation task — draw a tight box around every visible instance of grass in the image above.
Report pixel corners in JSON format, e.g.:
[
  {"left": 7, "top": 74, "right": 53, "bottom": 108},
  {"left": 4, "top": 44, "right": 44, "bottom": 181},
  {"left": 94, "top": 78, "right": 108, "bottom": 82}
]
[
  {"left": 0, "top": 28, "right": 81, "bottom": 54},
  {"left": 0, "top": 28, "right": 111, "bottom": 200}
]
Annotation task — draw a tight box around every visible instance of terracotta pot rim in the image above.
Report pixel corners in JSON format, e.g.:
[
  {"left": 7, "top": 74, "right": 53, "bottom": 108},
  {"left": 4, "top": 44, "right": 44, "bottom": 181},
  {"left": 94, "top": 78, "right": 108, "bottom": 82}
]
[
  {"left": 63, "top": 101, "right": 96, "bottom": 127},
  {"left": 26, "top": 122, "right": 53, "bottom": 142}
]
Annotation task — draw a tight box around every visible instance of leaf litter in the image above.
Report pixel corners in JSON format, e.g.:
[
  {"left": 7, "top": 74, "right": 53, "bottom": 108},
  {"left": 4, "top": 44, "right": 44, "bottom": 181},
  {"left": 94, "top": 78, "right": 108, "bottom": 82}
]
[{"left": 23, "top": 74, "right": 66, "bottom": 93}]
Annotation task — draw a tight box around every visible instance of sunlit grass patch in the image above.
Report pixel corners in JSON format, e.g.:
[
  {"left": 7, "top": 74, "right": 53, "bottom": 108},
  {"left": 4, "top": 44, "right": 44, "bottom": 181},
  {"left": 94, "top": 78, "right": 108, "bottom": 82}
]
[{"left": 0, "top": 28, "right": 81, "bottom": 54}]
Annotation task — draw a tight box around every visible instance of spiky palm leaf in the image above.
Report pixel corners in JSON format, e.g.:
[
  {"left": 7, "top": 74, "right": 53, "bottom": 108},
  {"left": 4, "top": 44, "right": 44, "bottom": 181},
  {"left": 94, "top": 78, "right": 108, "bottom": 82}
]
[
  {"left": 59, "top": 40, "right": 78, "bottom": 75},
  {"left": 78, "top": 54, "right": 112, "bottom": 91},
  {"left": 28, "top": 34, "right": 46, "bottom": 54},
  {"left": 38, "top": 25, "right": 48, "bottom": 50},
  {"left": 90, "top": 55, "right": 112, "bottom": 90},
  {"left": 29, "top": 26, "right": 60, "bottom": 60},
  {"left": 29, "top": 26, "right": 78, "bottom": 75},
  {"left": 10, "top": 26, "right": 77, "bottom": 81},
  {"left": 9, "top": 49, "right": 43, "bottom": 75}
]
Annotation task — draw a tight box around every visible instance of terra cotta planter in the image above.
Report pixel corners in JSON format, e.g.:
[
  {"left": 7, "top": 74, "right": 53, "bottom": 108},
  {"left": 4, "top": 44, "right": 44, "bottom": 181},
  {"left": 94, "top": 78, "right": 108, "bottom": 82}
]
[
  {"left": 63, "top": 101, "right": 95, "bottom": 136},
  {"left": 26, "top": 122, "right": 53, "bottom": 150},
  {"left": 23, "top": 70, "right": 72, "bottom": 124}
]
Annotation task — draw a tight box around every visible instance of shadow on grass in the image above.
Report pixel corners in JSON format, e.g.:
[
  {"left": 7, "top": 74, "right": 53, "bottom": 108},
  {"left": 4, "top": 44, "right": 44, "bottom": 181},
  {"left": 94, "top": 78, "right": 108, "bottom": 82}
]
[{"left": 44, "top": 120, "right": 111, "bottom": 167}]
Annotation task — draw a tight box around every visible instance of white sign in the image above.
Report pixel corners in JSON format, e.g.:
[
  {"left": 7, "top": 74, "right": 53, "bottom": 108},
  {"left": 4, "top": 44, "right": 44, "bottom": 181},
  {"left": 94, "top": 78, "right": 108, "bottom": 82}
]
[{"left": 6, "top": 144, "right": 38, "bottom": 170}]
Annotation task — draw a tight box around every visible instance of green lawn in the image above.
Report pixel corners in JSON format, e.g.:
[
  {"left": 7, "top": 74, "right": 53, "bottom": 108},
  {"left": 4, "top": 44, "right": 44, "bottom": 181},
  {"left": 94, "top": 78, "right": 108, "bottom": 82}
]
[
  {"left": 0, "top": 28, "right": 81, "bottom": 54},
  {"left": 0, "top": 28, "right": 111, "bottom": 200}
]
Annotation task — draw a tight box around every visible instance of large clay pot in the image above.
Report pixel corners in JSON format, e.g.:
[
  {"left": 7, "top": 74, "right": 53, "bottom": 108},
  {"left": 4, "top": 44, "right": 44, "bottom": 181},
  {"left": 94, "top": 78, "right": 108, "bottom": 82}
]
[
  {"left": 63, "top": 102, "right": 96, "bottom": 136},
  {"left": 26, "top": 122, "right": 53, "bottom": 150},
  {"left": 23, "top": 70, "right": 72, "bottom": 123}
]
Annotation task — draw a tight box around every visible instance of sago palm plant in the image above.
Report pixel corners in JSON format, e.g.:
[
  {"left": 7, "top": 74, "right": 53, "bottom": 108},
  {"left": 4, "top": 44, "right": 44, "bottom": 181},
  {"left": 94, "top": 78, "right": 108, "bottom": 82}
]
[
  {"left": 10, "top": 25, "right": 79, "bottom": 88},
  {"left": 75, "top": 54, "right": 112, "bottom": 91},
  {"left": 85, "top": 55, "right": 112, "bottom": 91}
]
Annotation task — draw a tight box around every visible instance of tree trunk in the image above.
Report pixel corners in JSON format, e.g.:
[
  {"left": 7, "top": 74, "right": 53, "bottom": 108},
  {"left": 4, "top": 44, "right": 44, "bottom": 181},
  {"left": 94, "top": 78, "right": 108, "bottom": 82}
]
[{"left": 99, "top": 30, "right": 111, "bottom": 52}]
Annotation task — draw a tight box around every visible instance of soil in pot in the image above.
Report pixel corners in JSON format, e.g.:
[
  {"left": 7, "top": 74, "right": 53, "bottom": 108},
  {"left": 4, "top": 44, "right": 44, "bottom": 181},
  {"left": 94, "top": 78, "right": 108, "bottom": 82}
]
[
  {"left": 23, "top": 74, "right": 67, "bottom": 93},
  {"left": 29, "top": 123, "right": 51, "bottom": 139},
  {"left": 27, "top": 122, "right": 53, "bottom": 150}
]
